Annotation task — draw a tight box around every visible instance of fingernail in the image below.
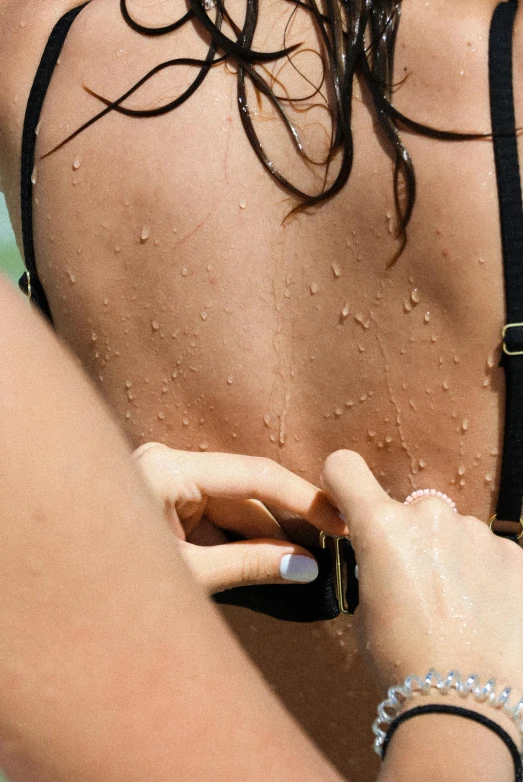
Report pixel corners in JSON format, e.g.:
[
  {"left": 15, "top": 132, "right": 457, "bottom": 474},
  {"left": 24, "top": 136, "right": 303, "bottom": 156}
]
[{"left": 280, "top": 554, "right": 319, "bottom": 583}]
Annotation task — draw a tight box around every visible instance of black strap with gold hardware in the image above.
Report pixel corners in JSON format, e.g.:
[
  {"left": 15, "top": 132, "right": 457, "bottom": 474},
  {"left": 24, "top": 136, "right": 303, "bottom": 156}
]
[{"left": 489, "top": 0, "right": 523, "bottom": 540}]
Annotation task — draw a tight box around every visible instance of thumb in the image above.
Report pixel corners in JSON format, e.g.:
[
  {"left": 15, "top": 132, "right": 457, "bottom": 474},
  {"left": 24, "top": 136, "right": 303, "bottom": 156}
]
[
  {"left": 180, "top": 540, "right": 319, "bottom": 594},
  {"left": 320, "top": 450, "right": 393, "bottom": 548}
]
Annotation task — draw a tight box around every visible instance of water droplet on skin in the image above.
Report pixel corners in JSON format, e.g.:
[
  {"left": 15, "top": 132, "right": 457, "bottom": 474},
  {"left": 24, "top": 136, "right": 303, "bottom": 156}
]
[
  {"left": 345, "top": 400, "right": 354, "bottom": 408},
  {"left": 459, "top": 478, "right": 466, "bottom": 487},
  {"left": 442, "top": 380, "right": 449, "bottom": 391},
  {"left": 401, "top": 381, "right": 407, "bottom": 391},
  {"left": 358, "top": 344, "right": 366, "bottom": 353},
  {"left": 128, "top": 391, "right": 135, "bottom": 401},
  {"left": 368, "top": 430, "right": 376, "bottom": 438},
  {"left": 31, "top": 166, "right": 38, "bottom": 185},
  {"left": 182, "top": 417, "right": 190, "bottom": 426},
  {"left": 461, "top": 418, "right": 469, "bottom": 432},
  {"left": 403, "top": 299, "right": 412, "bottom": 313},
  {"left": 409, "top": 399, "right": 417, "bottom": 410},
  {"left": 140, "top": 225, "right": 151, "bottom": 242},
  {"left": 457, "top": 465, "right": 465, "bottom": 476},
  {"left": 19, "top": 19, "right": 27, "bottom": 28},
  {"left": 103, "top": 298, "right": 109, "bottom": 306},
  {"left": 354, "top": 313, "right": 369, "bottom": 329},
  {"left": 423, "top": 312, "right": 431, "bottom": 323},
  {"left": 270, "top": 433, "right": 277, "bottom": 443},
  {"left": 410, "top": 288, "right": 420, "bottom": 305},
  {"left": 263, "top": 414, "right": 271, "bottom": 427},
  {"left": 67, "top": 271, "right": 76, "bottom": 284},
  {"left": 199, "top": 442, "right": 209, "bottom": 451},
  {"left": 418, "top": 459, "right": 426, "bottom": 469},
  {"left": 478, "top": 256, "right": 486, "bottom": 264},
  {"left": 310, "top": 282, "right": 319, "bottom": 295},
  {"left": 453, "top": 355, "right": 460, "bottom": 364},
  {"left": 91, "top": 333, "right": 98, "bottom": 342},
  {"left": 486, "top": 354, "right": 496, "bottom": 369},
  {"left": 239, "top": 199, "right": 247, "bottom": 209},
  {"left": 151, "top": 320, "right": 160, "bottom": 331},
  {"left": 181, "top": 267, "right": 189, "bottom": 277},
  {"left": 341, "top": 303, "right": 350, "bottom": 320},
  {"left": 331, "top": 263, "right": 342, "bottom": 278},
  {"left": 200, "top": 312, "right": 208, "bottom": 321},
  {"left": 73, "top": 157, "right": 82, "bottom": 171},
  {"left": 125, "top": 410, "right": 131, "bottom": 419},
  {"left": 385, "top": 435, "right": 393, "bottom": 444},
  {"left": 359, "top": 394, "right": 367, "bottom": 402},
  {"left": 484, "top": 472, "right": 493, "bottom": 484},
  {"left": 157, "top": 412, "right": 165, "bottom": 421},
  {"left": 334, "top": 407, "right": 343, "bottom": 417},
  {"left": 227, "top": 375, "right": 234, "bottom": 385}
]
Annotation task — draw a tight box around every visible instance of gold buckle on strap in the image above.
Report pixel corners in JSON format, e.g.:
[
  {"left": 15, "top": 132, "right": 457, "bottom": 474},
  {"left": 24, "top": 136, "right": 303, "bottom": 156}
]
[
  {"left": 320, "top": 531, "right": 352, "bottom": 614},
  {"left": 489, "top": 514, "right": 523, "bottom": 540},
  {"left": 502, "top": 322, "right": 523, "bottom": 356}
]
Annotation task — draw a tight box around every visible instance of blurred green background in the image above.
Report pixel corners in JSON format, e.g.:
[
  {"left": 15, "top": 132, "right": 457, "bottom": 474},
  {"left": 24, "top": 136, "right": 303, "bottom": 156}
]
[
  {"left": 0, "top": 193, "right": 24, "bottom": 284},
  {"left": 0, "top": 196, "right": 22, "bottom": 782}
]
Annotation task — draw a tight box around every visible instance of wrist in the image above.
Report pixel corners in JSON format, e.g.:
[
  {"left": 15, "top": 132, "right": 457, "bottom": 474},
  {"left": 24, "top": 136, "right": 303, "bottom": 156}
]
[
  {"left": 401, "top": 688, "right": 522, "bottom": 748},
  {"left": 377, "top": 702, "right": 516, "bottom": 782},
  {"left": 373, "top": 672, "right": 523, "bottom": 782}
]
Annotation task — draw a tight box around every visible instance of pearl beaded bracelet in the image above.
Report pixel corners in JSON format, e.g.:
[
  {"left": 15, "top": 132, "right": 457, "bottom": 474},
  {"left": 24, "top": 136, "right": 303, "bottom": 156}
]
[
  {"left": 372, "top": 669, "right": 523, "bottom": 757},
  {"left": 404, "top": 488, "right": 457, "bottom": 512}
]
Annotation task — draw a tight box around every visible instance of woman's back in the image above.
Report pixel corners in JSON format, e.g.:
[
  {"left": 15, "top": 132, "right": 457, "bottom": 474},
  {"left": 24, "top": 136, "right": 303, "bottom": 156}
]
[{"left": 0, "top": 0, "right": 516, "bottom": 776}]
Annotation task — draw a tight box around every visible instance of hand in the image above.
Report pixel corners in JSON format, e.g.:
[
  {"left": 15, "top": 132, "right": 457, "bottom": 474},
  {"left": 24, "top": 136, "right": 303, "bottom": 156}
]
[
  {"left": 320, "top": 450, "right": 523, "bottom": 698},
  {"left": 134, "top": 442, "right": 347, "bottom": 594}
]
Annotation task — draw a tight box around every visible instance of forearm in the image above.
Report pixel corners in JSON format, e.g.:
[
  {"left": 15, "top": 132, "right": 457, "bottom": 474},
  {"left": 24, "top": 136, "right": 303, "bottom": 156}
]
[{"left": 0, "top": 277, "right": 342, "bottom": 782}]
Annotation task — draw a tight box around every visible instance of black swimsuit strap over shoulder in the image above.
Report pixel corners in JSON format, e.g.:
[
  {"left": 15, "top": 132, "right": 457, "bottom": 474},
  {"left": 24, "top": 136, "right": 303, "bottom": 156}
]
[
  {"left": 19, "top": 2, "right": 90, "bottom": 323},
  {"left": 489, "top": 0, "right": 523, "bottom": 540}
]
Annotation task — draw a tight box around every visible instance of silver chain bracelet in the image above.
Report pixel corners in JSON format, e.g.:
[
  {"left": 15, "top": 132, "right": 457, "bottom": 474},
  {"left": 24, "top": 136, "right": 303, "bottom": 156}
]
[{"left": 372, "top": 669, "right": 523, "bottom": 757}]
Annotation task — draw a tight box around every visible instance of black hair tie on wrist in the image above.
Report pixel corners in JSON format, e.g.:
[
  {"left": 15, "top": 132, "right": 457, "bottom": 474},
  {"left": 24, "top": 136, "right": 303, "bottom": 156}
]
[{"left": 381, "top": 703, "right": 522, "bottom": 782}]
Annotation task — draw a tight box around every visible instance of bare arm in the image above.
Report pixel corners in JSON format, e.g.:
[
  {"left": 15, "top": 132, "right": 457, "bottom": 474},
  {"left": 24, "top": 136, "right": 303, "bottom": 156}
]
[{"left": 0, "top": 276, "right": 343, "bottom": 782}]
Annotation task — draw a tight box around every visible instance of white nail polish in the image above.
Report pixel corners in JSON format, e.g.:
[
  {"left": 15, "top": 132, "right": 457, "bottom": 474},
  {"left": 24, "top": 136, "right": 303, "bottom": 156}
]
[{"left": 280, "top": 554, "right": 319, "bottom": 583}]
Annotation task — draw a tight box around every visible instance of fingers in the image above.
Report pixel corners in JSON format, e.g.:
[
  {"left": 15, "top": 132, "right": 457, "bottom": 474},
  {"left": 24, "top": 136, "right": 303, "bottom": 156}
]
[
  {"left": 180, "top": 539, "right": 319, "bottom": 594},
  {"left": 134, "top": 444, "right": 347, "bottom": 536},
  {"left": 320, "top": 450, "right": 393, "bottom": 536},
  {"left": 204, "top": 498, "right": 289, "bottom": 541}
]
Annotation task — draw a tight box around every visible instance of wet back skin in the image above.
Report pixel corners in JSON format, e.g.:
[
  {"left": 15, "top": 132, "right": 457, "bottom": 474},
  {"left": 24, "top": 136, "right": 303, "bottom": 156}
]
[{"left": 0, "top": 0, "right": 519, "bottom": 777}]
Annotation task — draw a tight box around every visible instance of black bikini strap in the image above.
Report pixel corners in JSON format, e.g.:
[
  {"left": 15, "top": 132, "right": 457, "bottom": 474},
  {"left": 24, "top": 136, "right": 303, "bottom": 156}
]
[
  {"left": 489, "top": 0, "right": 523, "bottom": 539},
  {"left": 20, "top": 3, "right": 91, "bottom": 323}
]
